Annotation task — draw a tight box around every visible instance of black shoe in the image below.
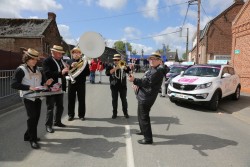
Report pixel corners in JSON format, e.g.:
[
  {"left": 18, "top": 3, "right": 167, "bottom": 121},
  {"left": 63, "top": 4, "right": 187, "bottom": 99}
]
[
  {"left": 24, "top": 137, "right": 41, "bottom": 141},
  {"left": 160, "top": 95, "right": 165, "bottom": 97},
  {"left": 135, "top": 131, "right": 143, "bottom": 135},
  {"left": 30, "top": 141, "right": 40, "bottom": 149},
  {"left": 24, "top": 137, "right": 40, "bottom": 141},
  {"left": 112, "top": 115, "right": 117, "bottom": 119},
  {"left": 80, "top": 117, "right": 85, "bottom": 121},
  {"left": 54, "top": 123, "right": 66, "bottom": 127},
  {"left": 138, "top": 139, "right": 153, "bottom": 145},
  {"left": 68, "top": 117, "right": 74, "bottom": 121},
  {"left": 46, "top": 126, "right": 54, "bottom": 133},
  {"left": 124, "top": 114, "right": 129, "bottom": 118}
]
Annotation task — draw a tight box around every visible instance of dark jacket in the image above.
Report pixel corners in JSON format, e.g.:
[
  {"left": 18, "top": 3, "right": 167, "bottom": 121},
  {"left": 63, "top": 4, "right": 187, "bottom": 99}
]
[
  {"left": 106, "top": 64, "right": 131, "bottom": 88},
  {"left": 133, "top": 66, "right": 165, "bottom": 104},
  {"left": 67, "top": 58, "right": 90, "bottom": 85},
  {"left": 42, "top": 56, "right": 67, "bottom": 91}
]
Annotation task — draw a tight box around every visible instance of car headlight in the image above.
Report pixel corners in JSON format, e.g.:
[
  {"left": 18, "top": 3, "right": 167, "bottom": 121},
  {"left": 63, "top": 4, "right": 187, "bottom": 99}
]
[{"left": 195, "top": 82, "right": 212, "bottom": 90}]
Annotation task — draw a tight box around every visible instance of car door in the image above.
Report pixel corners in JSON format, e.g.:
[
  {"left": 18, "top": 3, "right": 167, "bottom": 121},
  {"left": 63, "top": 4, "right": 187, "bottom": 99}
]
[
  {"left": 228, "top": 67, "right": 238, "bottom": 94},
  {"left": 220, "top": 67, "right": 231, "bottom": 97}
]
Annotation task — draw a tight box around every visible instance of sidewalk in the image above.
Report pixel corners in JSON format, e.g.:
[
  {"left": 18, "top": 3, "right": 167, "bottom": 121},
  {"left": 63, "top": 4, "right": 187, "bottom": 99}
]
[{"left": 0, "top": 94, "right": 22, "bottom": 115}]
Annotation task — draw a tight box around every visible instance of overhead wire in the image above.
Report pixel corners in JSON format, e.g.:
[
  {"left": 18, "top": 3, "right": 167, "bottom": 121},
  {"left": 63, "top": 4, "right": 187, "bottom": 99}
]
[
  {"left": 60, "top": 1, "right": 189, "bottom": 23},
  {"left": 126, "top": 30, "right": 182, "bottom": 42}
]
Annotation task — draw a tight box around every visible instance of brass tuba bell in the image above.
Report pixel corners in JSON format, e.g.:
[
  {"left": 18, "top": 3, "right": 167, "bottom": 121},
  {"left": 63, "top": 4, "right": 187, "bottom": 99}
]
[{"left": 66, "top": 32, "right": 105, "bottom": 84}]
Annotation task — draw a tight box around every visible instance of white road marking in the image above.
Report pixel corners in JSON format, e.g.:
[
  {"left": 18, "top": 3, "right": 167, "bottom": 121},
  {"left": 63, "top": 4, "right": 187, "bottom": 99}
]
[{"left": 125, "top": 125, "right": 135, "bottom": 167}]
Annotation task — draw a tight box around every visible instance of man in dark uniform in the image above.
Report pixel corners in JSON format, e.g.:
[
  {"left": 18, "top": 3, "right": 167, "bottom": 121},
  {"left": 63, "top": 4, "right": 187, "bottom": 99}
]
[
  {"left": 67, "top": 47, "right": 90, "bottom": 121},
  {"left": 106, "top": 54, "right": 131, "bottom": 119},
  {"left": 43, "top": 45, "right": 69, "bottom": 133},
  {"left": 128, "top": 52, "right": 165, "bottom": 144}
]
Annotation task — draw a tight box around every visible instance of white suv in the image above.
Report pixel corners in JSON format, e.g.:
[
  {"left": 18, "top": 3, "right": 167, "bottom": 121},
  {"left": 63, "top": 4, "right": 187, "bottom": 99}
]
[{"left": 167, "top": 64, "right": 241, "bottom": 111}]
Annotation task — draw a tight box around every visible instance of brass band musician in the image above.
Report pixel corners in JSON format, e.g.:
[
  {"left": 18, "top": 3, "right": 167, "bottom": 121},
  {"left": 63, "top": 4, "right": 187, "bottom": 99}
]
[
  {"left": 11, "top": 48, "right": 53, "bottom": 149},
  {"left": 67, "top": 47, "right": 90, "bottom": 121},
  {"left": 42, "top": 45, "right": 69, "bottom": 133},
  {"left": 105, "top": 54, "right": 131, "bottom": 119}
]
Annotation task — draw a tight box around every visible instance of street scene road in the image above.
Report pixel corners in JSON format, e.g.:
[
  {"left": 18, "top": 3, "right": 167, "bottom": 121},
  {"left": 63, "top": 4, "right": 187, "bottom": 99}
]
[{"left": 1, "top": 73, "right": 250, "bottom": 167}]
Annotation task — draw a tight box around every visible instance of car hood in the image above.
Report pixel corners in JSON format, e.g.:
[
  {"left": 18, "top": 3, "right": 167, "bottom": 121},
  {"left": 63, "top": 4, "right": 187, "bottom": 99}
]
[{"left": 172, "top": 75, "right": 217, "bottom": 85}]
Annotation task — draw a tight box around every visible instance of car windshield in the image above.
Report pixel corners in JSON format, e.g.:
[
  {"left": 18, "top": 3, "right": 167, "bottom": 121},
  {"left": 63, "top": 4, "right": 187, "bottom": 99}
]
[
  {"left": 183, "top": 66, "right": 220, "bottom": 77},
  {"left": 169, "top": 66, "right": 188, "bottom": 74}
]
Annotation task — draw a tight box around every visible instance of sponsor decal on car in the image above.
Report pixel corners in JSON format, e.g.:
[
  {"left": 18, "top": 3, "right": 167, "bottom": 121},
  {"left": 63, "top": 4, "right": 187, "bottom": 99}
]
[{"left": 178, "top": 77, "right": 199, "bottom": 83}]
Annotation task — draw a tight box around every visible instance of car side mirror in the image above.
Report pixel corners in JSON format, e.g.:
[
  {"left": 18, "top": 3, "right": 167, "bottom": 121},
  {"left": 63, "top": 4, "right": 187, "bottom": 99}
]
[
  {"left": 180, "top": 71, "right": 184, "bottom": 77},
  {"left": 222, "top": 73, "right": 231, "bottom": 78}
]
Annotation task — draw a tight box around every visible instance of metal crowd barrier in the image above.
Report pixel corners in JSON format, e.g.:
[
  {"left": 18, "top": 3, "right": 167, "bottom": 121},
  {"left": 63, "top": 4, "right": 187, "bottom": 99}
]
[{"left": 0, "top": 70, "right": 18, "bottom": 98}]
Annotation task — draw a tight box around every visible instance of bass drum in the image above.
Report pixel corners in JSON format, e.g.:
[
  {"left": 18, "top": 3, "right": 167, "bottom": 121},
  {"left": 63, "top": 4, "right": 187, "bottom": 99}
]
[{"left": 78, "top": 31, "right": 105, "bottom": 58}]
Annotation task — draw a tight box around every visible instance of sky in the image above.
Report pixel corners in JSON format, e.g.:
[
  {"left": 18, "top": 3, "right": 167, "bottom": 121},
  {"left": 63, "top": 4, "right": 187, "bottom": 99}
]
[{"left": 0, "top": 0, "right": 239, "bottom": 57}]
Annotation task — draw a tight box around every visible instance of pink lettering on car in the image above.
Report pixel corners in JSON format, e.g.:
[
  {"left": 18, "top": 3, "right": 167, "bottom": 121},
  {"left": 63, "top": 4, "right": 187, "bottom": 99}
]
[{"left": 178, "top": 78, "right": 198, "bottom": 83}]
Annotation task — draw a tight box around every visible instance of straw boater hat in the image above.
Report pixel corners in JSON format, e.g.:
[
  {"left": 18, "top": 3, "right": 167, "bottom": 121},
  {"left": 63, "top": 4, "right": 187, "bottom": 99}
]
[
  {"left": 113, "top": 54, "right": 121, "bottom": 60},
  {"left": 149, "top": 52, "right": 161, "bottom": 59},
  {"left": 71, "top": 47, "right": 82, "bottom": 54},
  {"left": 50, "top": 45, "right": 65, "bottom": 53},
  {"left": 23, "top": 48, "right": 40, "bottom": 59}
]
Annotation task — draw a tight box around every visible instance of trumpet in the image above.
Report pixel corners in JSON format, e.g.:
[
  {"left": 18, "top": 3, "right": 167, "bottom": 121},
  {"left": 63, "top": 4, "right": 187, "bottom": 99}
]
[
  {"left": 118, "top": 60, "right": 126, "bottom": 69},
  {"left": 115, "top": 60, "right": 127, "bottom": 82}
]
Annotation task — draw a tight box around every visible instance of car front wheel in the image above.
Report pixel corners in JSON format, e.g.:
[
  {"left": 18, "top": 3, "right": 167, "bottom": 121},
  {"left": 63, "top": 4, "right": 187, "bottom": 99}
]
[{"left": 208, "top": 91, "right": 220, "bottom": 111}]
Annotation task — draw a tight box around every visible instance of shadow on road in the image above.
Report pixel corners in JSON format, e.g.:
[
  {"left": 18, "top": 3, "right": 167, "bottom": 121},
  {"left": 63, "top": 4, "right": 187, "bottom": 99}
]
[
  {"left": 168, "top": 94, "right": 250, "bottom": 114},
  {"left": 86, "top": 115, "right": 181, "bottom": 127},
  {"left": 153, "top": 133, "right": 238, "bottom": 156},
  {"left": 40, "top": 137, "right": 125, "bottom": 158}
]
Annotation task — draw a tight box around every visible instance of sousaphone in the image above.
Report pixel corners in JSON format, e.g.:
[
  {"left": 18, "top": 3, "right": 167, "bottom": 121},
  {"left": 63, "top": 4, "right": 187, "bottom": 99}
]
[{"left": 66, "top": 32, "right": 105, "bottom": 83}]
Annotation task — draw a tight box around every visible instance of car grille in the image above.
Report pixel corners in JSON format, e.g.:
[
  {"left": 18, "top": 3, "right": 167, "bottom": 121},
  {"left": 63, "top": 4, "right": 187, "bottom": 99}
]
[{"left": 173, "top": 83, "right": 197, "bottom": 91}]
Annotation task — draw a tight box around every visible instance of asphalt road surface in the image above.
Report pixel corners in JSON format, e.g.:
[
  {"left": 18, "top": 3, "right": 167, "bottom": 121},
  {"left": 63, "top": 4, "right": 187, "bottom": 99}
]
[{"left": 1, "top": 72, "right": 250, "bottom": 167}]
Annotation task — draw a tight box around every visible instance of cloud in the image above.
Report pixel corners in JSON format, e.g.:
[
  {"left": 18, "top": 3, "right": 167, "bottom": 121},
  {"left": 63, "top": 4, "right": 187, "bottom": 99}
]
[
  {"left": 0, "top": 0, "right": 62, "bottom": 18},
  {"left": 58, "top": 24, "right": 77, "bottom": 45},
  {"left": 104, "top": 38, "right": 153, "bottom": 55},
  {"left": 123, "top": 27, "right": 141, "bottom": 40},
  {"left": 139, "top": 0, "right": 159, "bottom": 20},
  {"left": 130, "top": 43, "right": 154, "bottom": 55},
  {"left": 152, "top": 23, "right": 196, "bottom": 57},
  {"left": 96, "top": 0, "right": 127, "bottom": 10}
]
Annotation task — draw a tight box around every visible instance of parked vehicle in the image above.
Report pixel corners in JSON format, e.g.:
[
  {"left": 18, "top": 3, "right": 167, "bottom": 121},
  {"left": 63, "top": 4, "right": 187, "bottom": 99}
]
[
  {"left": 167, "top": 63, "right": 241, "bottom": 111},
  {"left": 165, "top": 65, "right": 192, "bottom": 92}
]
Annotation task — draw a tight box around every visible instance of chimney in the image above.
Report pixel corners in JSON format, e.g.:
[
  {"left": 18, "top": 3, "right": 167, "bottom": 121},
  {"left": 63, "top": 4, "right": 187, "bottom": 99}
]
[{"left": 48, "top": 12, "right": 56, "bottom": 20}]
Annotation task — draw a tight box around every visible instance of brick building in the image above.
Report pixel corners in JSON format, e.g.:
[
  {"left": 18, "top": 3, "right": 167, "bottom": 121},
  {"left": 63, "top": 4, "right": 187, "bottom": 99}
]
[
  {"left": 189, "top": 0, "right": 244, "bottom": 64},
  {"left": 0, "top": 12, "right": 70, "bottom": 69},
  {"left": 232, "top": 0, "right": 250, "bottom": 92}
]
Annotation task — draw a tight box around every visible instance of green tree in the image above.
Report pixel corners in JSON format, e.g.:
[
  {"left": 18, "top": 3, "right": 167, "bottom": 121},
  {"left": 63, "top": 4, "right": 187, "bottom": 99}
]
[
  {"left": 113, "top": 41, "right": 132, "bottom": 52},
  {"left": 132, "top": 49, "right": 137, "bottom": 55},
  {"left": 182, "top": 52, "right": 187, "bottom": 60}
]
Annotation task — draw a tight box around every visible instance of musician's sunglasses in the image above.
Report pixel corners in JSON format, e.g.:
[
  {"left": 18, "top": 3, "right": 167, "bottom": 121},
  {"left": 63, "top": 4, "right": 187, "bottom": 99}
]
[{"left": 113, "top": 59, "right": 119, "bottom": 61}]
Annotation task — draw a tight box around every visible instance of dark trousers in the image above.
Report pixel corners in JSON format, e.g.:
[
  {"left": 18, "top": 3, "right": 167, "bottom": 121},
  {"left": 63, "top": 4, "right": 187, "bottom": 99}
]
[
  {"left": 138, "top": 102, "right": 153, "bottom": 141},
  {"left": 111, "top": 86, "right": 128, "bottom": 116},
  {"left": 68, "top": 83, "right": 86, "bottom": 118},
  {"left": 23, "top": 98, "right": 41, "bottom": 141},
  {"left": 45, "top": 94, "right": 64, "bottom": 126}
]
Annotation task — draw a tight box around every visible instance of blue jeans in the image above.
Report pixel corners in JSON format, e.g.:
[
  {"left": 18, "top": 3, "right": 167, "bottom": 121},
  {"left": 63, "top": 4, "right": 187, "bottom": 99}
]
[{"left": 89, "top": 71, "right": 96, "bottom": 83}]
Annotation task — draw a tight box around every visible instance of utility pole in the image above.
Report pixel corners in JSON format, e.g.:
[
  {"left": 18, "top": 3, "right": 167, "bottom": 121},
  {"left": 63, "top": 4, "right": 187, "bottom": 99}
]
[
  {"left": 196, "top": 0, "right": 201, "bottom": 64},
  {"left": 186, "top": 28, "right": 189, "bottom": 61},
  {"left": 180, "top": 27, "right": 189, "bottom": 61}
]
